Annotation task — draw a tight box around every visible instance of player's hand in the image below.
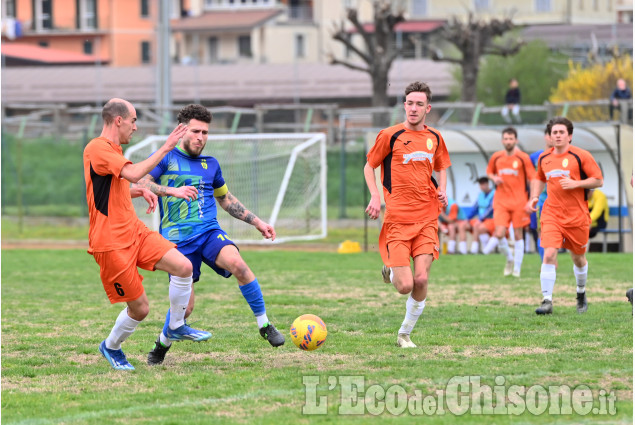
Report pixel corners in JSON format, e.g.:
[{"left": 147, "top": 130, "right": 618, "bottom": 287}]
[
  {"left": 365, "top": 196, "right": 381, "bottom": 220},
  {"left": 437, "top": 190, "right": 448, "bottom": 208},
  {"left": 559, "top": 177, "right": 579, "bottom": 190},
  {"left": 256, "top": 220, "right": 276, "bottom": 242},
  {"left": 171, "top": 185, "right": 199, "bottom": 201},
  {"left": 164, "top": 123, "right": 188, "bottom": 150},
  {"left": 492, "top": 176, "right": 503, "bottom": 186},
  {"left": 141, "top": 188, "right": 158, "bottom": 214},
  {"left": 525, "top": 197, "right": 538, "bottom": 213}
]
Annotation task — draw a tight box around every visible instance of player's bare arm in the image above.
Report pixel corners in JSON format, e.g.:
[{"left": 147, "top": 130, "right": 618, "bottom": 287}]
[
  {"left": 526, "top": 179, "right": 546, "bottom": 213},
  {"left": 436, "top": 169, "right": 448, "bottom": 208},
  {"left": 120, "top": 124, "right": 188, "bottom": 183},
  {"left": 129, "top": 186, "right": 158, "bottom": 214},
  {"left": 559, "top": 177, "right": 603, "bottom": 190},
  {"left": 216, "top": 191, "right": 276, "bottom": 240},
  {"left": 363, "top": 162, "right": 381, "bottom": 220},
  {"left": 136, "top": 175, "right": 199, "bottom": 201}
]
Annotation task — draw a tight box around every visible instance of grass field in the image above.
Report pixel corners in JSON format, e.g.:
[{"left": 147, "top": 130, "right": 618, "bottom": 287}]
[{"left": 1, "top": 249, "right": 632, "bottom": 424}]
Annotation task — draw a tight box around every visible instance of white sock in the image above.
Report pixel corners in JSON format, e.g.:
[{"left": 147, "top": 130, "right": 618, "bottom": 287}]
[
  {"left": 398, "top": 295, "right": 426, "bottom": 335},
  {"left": 574, "top": 263, "right": 588, "bottom": 293},
  {"left": 447, "top": 240, "right": 456, "bottom": 254},
  {"left": 470, "top": 241, "right": 479, "bottom": 254},
  {"left": 499, "top": 238, "right": 512, "bottom": 260},
  {"left": 105, "top": 308, "right": 140, "bottom": 350},
  {"left": 458, "top": 241, "right": 468, "bottom": 255},
  {"left": 483, "top": 237, "right": 499, "bottom": 255},
  {"left": 513, "top": 240, "right": 524, "bottom": 272},
  {"left": 256, "top": 313, "right": 269, "bottom": 328},
  {"left": 159, "top": 331, "right": 172, "bottom": 347},
  {"left": 169, "top": 275, "right": 193, "bottom": 330},
  {"left": 479, "top": 234, "right": 490, "bottom": 251},
  {"left": 540, "top": 264, "right": 557, "bottom": 301}
]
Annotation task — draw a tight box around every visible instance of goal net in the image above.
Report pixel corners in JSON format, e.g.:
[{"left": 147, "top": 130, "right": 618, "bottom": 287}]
[{"left": 125, "top": 133, "right": 327, "bottom": 244}]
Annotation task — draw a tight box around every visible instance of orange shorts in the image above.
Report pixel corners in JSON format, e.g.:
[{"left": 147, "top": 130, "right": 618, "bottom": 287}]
[
  {"left": 540, "top": 221, "right": 589, "bottom": 255},
  {"left": 470, "top": 218, "right": 495, "bottom": 235},
  {"left": 379, "top": 220, "right": 439, "bottom": 267},
  {"left": 92, "top": 228, "right": 176, "bottom": 304},
  {"left": 494, "top": 207, "right": 529, "bottom": 229}
]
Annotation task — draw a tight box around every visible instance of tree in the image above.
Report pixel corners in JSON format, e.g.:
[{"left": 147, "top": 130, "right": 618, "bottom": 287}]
[
  {"left": 329, "top": 0, "right": 404, "bottom": 112},
  {"left": 550, "top": 55, "right": 633, "bottom": 121},
  {"left": 477, "top": 41, "right": 568, "bottom": 107},
  {"left": 432, "top": 13, "right": 523, "bottom": 103}
]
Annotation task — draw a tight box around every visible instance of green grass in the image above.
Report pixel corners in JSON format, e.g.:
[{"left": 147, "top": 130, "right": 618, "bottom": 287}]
[{"left": 1, "top": 250, "right": 632, "bottom": 424}]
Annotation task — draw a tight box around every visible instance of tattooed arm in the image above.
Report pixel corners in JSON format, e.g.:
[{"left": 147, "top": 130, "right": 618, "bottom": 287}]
[
  {"left": 216, "top": 191, "right": 276, "bottom": 241},
  {"left": 134, "top": 174, "right": 199, "bottom": 201}
]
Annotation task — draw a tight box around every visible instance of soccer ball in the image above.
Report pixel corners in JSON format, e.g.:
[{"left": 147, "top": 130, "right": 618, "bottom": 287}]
[{"left": 290, "top": 314, "right": 327, "bottom": 351}]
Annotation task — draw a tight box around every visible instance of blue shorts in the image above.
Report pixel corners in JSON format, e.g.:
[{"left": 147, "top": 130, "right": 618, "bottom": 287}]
[{"left": 177, "top": 228, "right": 237, "bottom": 282}]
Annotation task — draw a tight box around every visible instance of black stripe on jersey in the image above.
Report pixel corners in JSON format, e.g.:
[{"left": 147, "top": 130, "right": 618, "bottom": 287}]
[
  {"left": 568, "top": 151, "right": 589, "bottom": 200},
  {"left": 90, "top": 163, "right": 112, "bottom": 216},
  {"left": 538, "top": 152, "right": 551, "bottom": 170},
  {"left": 382, "top": 129, "right": 406, "bottom": 194},
  {"left": 427, "top": 128, "right": 441, "bottom": 154}
]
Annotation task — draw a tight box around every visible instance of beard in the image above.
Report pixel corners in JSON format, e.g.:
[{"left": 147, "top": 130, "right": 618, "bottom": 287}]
[{"left": 183, "top": 140, "right": 204, "bottom": 157}]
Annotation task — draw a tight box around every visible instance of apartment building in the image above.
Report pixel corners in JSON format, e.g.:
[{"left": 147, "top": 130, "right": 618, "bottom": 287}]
[{"left": 2, "top": 0, "right": 157, "bottom": 66}]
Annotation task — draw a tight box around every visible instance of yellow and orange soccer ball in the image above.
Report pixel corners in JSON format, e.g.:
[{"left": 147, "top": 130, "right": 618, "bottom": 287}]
[{"left": 289, "top": 314, "right": 327, "bottom": 351}]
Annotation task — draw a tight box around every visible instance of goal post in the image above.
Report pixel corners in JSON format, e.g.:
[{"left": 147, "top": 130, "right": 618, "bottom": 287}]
[{"left": 125, "top": 133, "right": 327, "bottom": 244}]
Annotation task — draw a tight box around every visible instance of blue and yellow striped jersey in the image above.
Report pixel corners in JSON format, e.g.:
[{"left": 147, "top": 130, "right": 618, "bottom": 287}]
[{"left": 149, "top": 147, "right": 226, "bottom": 243}]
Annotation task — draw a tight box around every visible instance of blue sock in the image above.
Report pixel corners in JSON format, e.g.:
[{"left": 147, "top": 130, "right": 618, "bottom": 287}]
[
  {"left": 537, "top": 237, "right": 544, "bottom": 261},
  {"left": 239, "top": 279, "right": 266, "bottom": 317}
]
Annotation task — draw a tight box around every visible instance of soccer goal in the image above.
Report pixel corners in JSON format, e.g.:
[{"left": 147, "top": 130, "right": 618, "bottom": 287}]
[{"left": 125, "top": 133, "right": 327, "bottom": 244}]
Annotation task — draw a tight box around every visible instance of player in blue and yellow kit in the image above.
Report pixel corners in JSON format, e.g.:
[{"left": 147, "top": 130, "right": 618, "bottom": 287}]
[{"left": 137, "top": 104, "right": 285, "bottom": 365}]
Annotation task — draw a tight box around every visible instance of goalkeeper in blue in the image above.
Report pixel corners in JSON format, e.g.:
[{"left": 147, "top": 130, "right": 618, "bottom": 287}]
[{"left": 136, "top": 104, "right": 285, "bottom": 365}]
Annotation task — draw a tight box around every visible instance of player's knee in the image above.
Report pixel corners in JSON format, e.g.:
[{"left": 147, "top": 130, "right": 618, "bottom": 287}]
[
  {"left": 396, "top": 283, "right": 413, "bottom": 295},
  {"left": 413, "top": 274, "right": 428, "bottom": 289},
  {"left": 128, "top": 304, "right": 149, "bottom": 321},
  {"left": 228, "top": 259, "right": 251, "bottom": 281},
  {"left": 174, "top": 259, "right": 193, "bottom": 278}
]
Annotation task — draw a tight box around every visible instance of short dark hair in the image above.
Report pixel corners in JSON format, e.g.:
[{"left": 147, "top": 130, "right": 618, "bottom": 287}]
[
  {"left": 502, "top": 127, "right": 517, "bottom": 138},
  {"left": 405, "top": 81, "right": 432, "bottom": 102},
  {"left": 102, "top": 100, "right": 130, "bottom": 125},
  {"left": 550, "top": 116, "right": 574, "bottom": 136},
  {"left": 177, "top": 104, "right": 212, "bottom": 125},
  {"left": 544, "top": 120, "right": 553, "bottom": 135},
  {"left": 478, "top": 176, "right": 489, "bottom": 185}
]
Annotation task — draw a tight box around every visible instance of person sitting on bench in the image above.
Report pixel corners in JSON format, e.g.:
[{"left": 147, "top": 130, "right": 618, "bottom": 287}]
[{"left": 588, "top": 188, "right": 609, "bottom": 238}]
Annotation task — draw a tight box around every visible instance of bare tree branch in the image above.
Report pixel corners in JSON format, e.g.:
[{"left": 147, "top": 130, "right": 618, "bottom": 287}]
[
  {"left": 332, "top": 21, "right": 372, "bottom": 64},
  {"left": 328, "top": 55, "right": 371, "bottom": 74},
  {"left": 346, "top": 7, "right": 374, "bottom": 54}
]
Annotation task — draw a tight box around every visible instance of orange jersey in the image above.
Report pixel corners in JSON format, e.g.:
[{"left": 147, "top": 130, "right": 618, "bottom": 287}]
[
  {"left": 367, "top": 123, "right": 452, "bottom": 224},
  {"left": 486, "top": 149, "right": 535, "bottom": 210},
  {"left": 536, "top": 145, "right": 602, "bottom": 228},
  {"left": 83, "top": 137, "right": 141, "bottom": 253}
]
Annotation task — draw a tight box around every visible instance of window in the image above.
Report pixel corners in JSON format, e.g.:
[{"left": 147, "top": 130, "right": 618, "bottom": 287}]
[
  {"left": 141, "top": 0, "right": 149, "bottom": 17},
  {"left": 535, "top": 0, "right": 551, "bottom": 12},
  {"left": 83, "top": 40, "right": 93, "bottom": 54},
  {"left": 238, "top": 35, "right": 252, "bottom": 58},
  {"left": 34, "top": 0, "right": 53, "bottom": 30},
  {"left": 295, "top": 34, "right": 305, "bottom": 59},
  {"left": 207, "top": 36, "right": 218, "bottom": 63},
  {"left": 141, "top": 41, "right": 151, "bottom": 63},
  {"left": 78, "top": 0, "right": 97, "bottom": 29},
  {"left": 411, "top": 0, "right": 427, "bottom": 16},
  {"left": 4, "top": 0, "right": 16, "bottom": 18},
  {"left": 474, "top": 0, "right": 489, "bottom": 11}
]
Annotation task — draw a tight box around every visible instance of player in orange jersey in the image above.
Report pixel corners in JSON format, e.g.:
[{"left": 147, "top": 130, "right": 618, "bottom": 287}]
[
  {"left": 364, "top": 81, "right": 451, "bottom": 348},
  {"left": 84, "top": 98, "right": 209, "bottom": 371},
  {"left": 526, "top": 117, "right": 603, "bottom": 315},
  {"left": 483, "top": 127, "right": 536, "bottom": 277}
]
